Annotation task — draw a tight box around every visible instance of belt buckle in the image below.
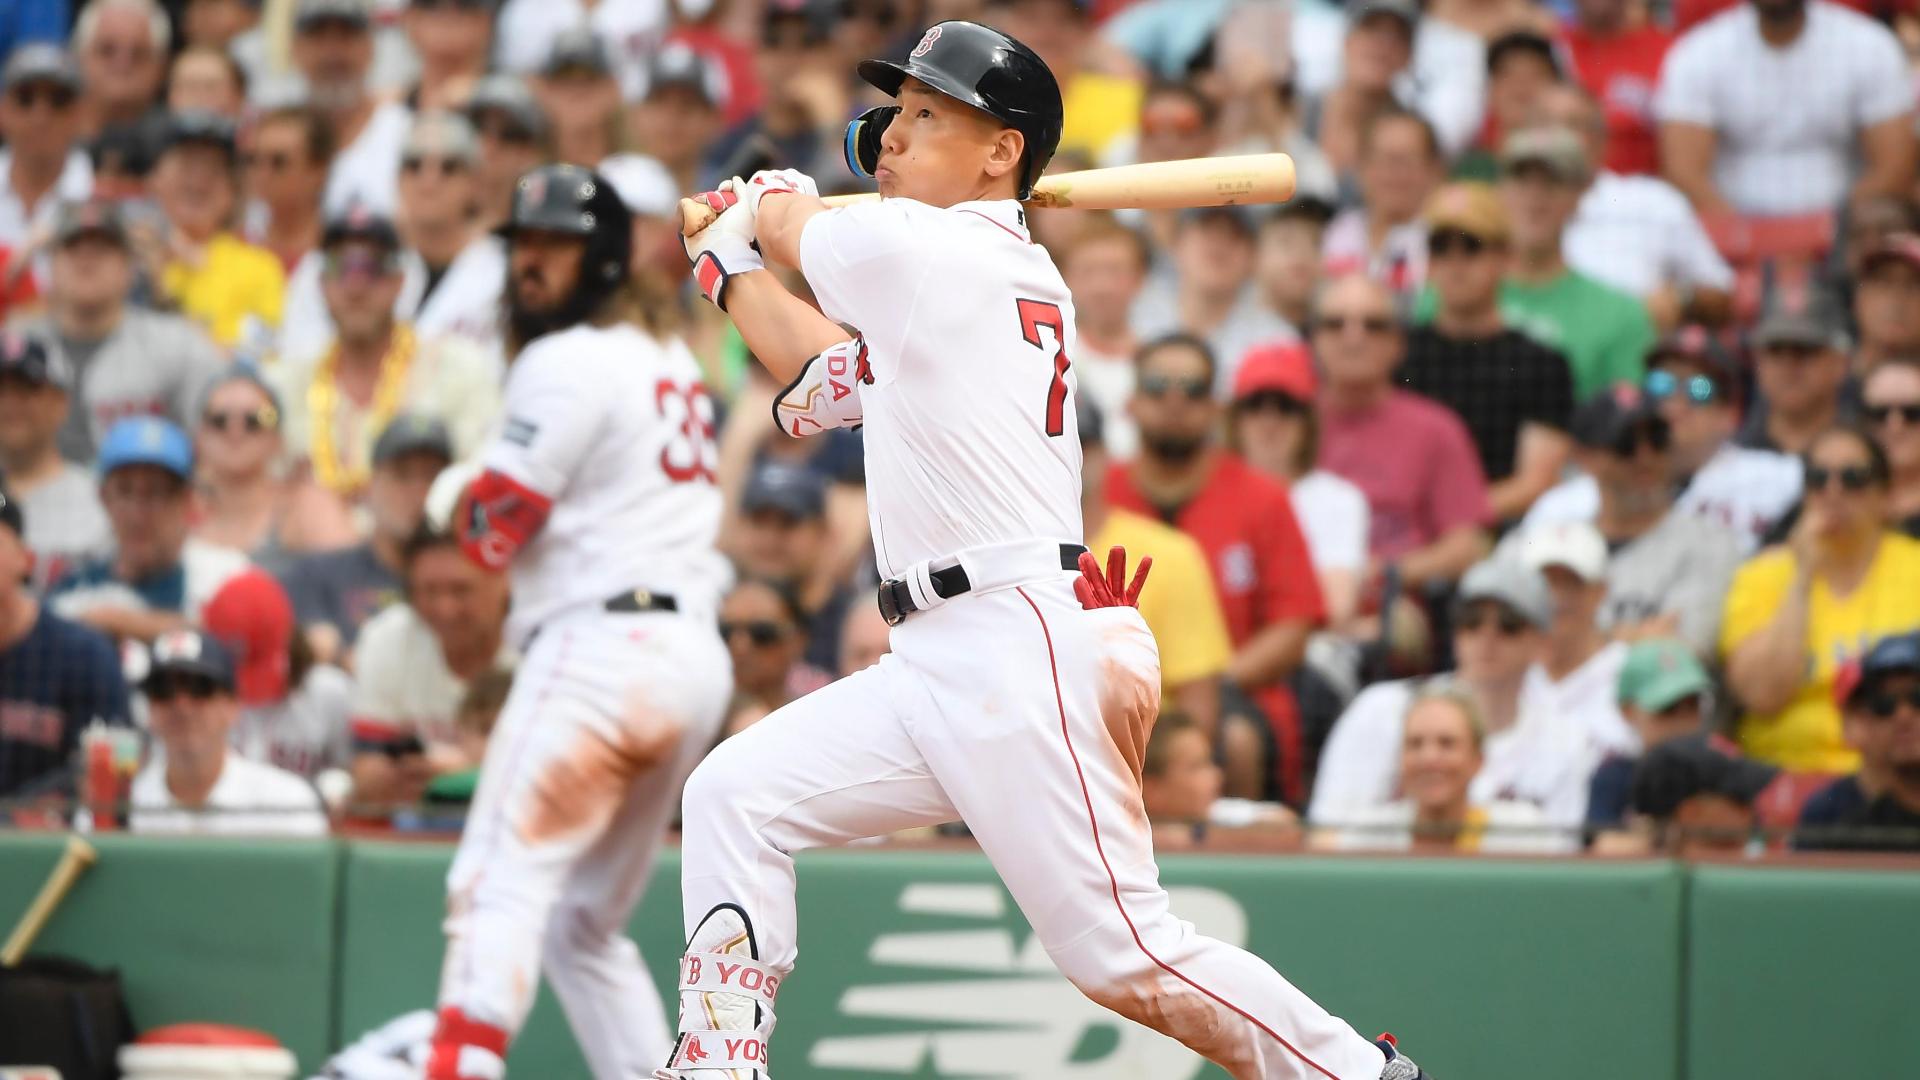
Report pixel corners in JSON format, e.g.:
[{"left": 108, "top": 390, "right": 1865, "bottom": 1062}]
[{"left": 876, "top": 579, "right": 909, "bottom": 626}]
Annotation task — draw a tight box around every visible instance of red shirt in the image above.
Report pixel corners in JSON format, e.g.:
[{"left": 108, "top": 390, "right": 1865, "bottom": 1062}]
[
  {"left": 1317, "top": 389, "right": 1492, "bottom": 561},
  {"left": 1560, "top": 24, "right": 1673, "bottom": 177}
]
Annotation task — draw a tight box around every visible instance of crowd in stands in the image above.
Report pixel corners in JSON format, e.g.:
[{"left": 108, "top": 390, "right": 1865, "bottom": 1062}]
[{"left": 0, "top": 0, "right": 1918, "bottom": 857}]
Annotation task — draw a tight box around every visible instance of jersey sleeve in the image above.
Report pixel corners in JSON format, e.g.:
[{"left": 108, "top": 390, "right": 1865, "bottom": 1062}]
[
  {"left": 799, "top": 200, "right": 930, "bottom": 350},
  {"left": 482, "top": 337, "right": 608, "bottom": 497}
]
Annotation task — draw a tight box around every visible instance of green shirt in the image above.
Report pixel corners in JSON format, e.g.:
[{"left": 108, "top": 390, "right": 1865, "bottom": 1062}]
[{"left": 1413, "top": 271, "right": 1654, "bottom": 401}]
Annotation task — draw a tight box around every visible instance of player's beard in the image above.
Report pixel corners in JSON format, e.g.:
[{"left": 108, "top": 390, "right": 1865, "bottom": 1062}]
[
  {"left": 508, "top": 268, "right": 598, "bottom": 348},
  {"left": 1141, "top": 431, "right": 1207, "bottom": 464}
]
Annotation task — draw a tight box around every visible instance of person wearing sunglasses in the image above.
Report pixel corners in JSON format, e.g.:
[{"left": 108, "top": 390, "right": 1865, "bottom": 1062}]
[
  {"left": 151, "top": 111, "right": 288, "bottom": 349},
  {"left": 293, "top": 0, "right": 410, "bottom": 219},
  {"left": 394, "top": 111, "right": 505, "bottom": 369},
  {"left": 0, "top": 334, "right": 107, "bottom": 587},
  {"left": 0, "top": 45, "right": 90, "bottom": 252},
  {"left": 1736, "top": 290, "right": 1853, "bottom": 456},
  {"left": 242, "top": 105, "right": 336, "bottom": 276},
  {"left": 718, "top": 578, "right": 828, "bottom": 739},
  {"left": 404, "top": 0, "right": 499, "bottom": 113},
  {"left": 1401, "top": 181, "right": 1575, "bottom": 524},
  {"left": 1853, "top": 234, "right": 1920, "bottom": 375},
  {"left": 191, "top": 366, "right": 328, "bottom": 560},
  {"left": 128, "top": 628, "right": 329, "bottom": 837},
  {"left": 1724, "top": 427, "right": 1920, "bottom": 774},
  {"left": 1794, "top": 631, "right": 1920, "bottom": 852},
  {"left": 1862, "top": 358, "right": 1920, "bottom": 537}
]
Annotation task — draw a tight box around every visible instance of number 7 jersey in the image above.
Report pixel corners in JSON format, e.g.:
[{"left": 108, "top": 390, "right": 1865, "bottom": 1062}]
[
  {"left": 481, "top": 321, "right": 730, "bottom": 646},
  {"left": 797, "top": 198, "right": 1083, "bottom": 578}
]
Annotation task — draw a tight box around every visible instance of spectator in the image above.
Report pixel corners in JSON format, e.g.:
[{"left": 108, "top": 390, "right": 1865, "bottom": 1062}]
[
  {"left": 1108, "top": 333, "right": 1326, "bottom": 802},
  {"left": 836, "top": 601, "right": 890, "bottom": 679},
  {"left": 1142, "top": 711, "right": 1296, "bottom": 850},
  {"left": 1490, "top": 125, "right": 1656, "bottom": 399},
  {"left": 0, "top": 334, "right": 107, "bottom": 584},
  {"left": 1558, "top": 0, "right": 1674, "bottom": 177},
  {"left": 394, "top": 111, "right": 503, "bottom": 365},
  {"left": 1312, "top": 684, "right": 1568, "bottom": 853},
  {"left": 1851, "top": 234, "right": 1920, "bottom": 374},
  {"left": 294, "top": 0, "right": 409, "bottom": 217},
  {"left": 193, "top": 365, "right": 350, "bottom": 559},
  {"left": 279, "top": 414, "right": 451, "bottom": 661},
  {"left": 1254, "top": 199, "right": 1330, "bottom": 345},
  {"left": 50, "top": 417, "right": 249, "bottom": 641},
  {"left": 1229, "top": 343, "right": 1371, "bottom": 628},
  {"left": 493, "top": 0, "right": 667, "bottom": 97},
  {"left": 1402, "top": 181, "right": 1575, "bottom": 522},
  {"left": 1864, "top": 359, "right": 1920, "bottom": 536},
  {"left": 274, "top": 209, "right": 497, "bottom": 498},
  {"left": 404, "top": 0, "right": 496, "bottom": 112},
  {"left": 1126, "top": 82, "right": 1220, "bottom": 255},
  {"left": 1795, "top": 630, "right": 1920, "bottom": 851},
  {"left": 1478, "top": 31, "right": 1562, "bottom": 167},
  {"left": 1060, "top": 217, "right": 1149, "bottom": 459},
  {"left": 1628, "top": 732, "right": 1783, "bottom": 854},
  {"left": 243, "top": 105, "right": 335, "bottom": 276},
  {"left": 150, "top": 111, "right": 286, "bottom": 349},
  {"left": 625, "top": 48, "right": 717, "bottom": 198},
  {"left": 81, "top": 117, "right": 158, "bottom": 203},
  {"left": 1831, "top": 195, "right": 1920, "bottom": 309},
  {"left": 730, "top": 462, "right": 858, "bottom": 676},
  {"left": 989, "top": 0, "right": 1138, "bottom": 165},
  {"left": 0, "top": 45, "right": 89, "bottom": 251},
  {"left": 1735, "top": 291, "right": 1853, "bottom": 455},
  {"left": 128, "top": 628, "right": 328, "bottom": 836},
  {"left": 421, "top": 667, "right": 512, "bottom": 808},
  {"left": 702, "top": 7, "right": 846, "bottom": 187},
  {"left": 1724, "top": 427, "right": 1920, "bottom": 772},
  {"left": 181, "top": 0, "right": 257, "bottom": 49},
  {"left": 1523, "top": 391, "right": 1743, "bottom": 654},
  {"left": 0, "top": 0, "right": 66, "bottom": 69},
  {"left": 1515, "top": 521, "right": 1633, "bottom": 723},
  {"left": 600, "top": 151, "right": 692, "bottom": 284},
  {"left": 719, "top": 577, "right": 831, "bottom": 738},
  {"left": 464, "top": 74, "right": 550, "bottom": 232},
  {"left": 166, "top": 45, "right": 248, "bottom": 118},
  {"left": 1309, "top": 0, "right": 1485, "bottom": 169},
  {"left": 18, "top": 199, "right": 224, "bottom": 463},
  {"left": 1082, "top": 400, "right": 1233, "bottom": 742},
  {"left": 534, "top": 28, "right": 625, "bottom": 170},
  {"left": 1587, "top": 636, "right": 1717, "bottom": 831},
  {"left": 0, "top": 486, "right": 130, "bottom": 799},
  {"left": 349, "top": 523, "right": 511, "bottom": 806},
  {"left": 1655, "top": 0, "right": 1916, "bottom": 216},
  {"left": 73, "top": 0, "right": 168, "bottom": 140},
  {"left": 1313, "top": 272, "right": 1492, "bottom": 590},
  {"left": 1202, "top": 5, "right": 1339, "bottom": 204},
  {"left": 1131, "top": 207, "right": 1293, "bottom": 391},
  {"left": 1321, "top": 107, "right": 1443, "bottom": 294},
  {"left": 1531, "top": 82, "right": 1735, "bottom": 327},
  {"left": 207, "top": 568, "right": 352, "bottom": 779}
]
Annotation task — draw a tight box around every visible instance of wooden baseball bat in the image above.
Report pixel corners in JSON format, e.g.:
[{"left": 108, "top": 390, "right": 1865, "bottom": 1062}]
[
  {"left": 678, "top": 152, "right": 1297, "bottom": 236},
  {"left": 1, "top": 835, "right": 98, "bottom": 967}
]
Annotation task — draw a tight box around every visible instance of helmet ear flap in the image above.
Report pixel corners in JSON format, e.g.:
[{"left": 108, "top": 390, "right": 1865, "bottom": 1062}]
[{"left": 843, "top": 105, "right": 898, "bottom": 179}]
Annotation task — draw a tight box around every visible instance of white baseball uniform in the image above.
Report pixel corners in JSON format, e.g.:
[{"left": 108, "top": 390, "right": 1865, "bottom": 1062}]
[
  {"left": 665, "top": 199, "right": 1389, "bottom": 1080},
  {"left": 434, "top": 322, "right": 733, "bottom": 1080}
]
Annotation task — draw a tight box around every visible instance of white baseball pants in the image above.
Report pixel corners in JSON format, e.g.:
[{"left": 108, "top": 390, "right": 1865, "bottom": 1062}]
[{"left": 677, "top": 573, "right": 1387, "bottom": 1080}]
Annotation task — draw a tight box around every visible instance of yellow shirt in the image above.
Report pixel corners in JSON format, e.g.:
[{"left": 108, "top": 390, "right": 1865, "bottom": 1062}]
[
  {"left": 163, "top": 232, "right": 286, "bottom": 348},
  {"left": 1092, "top": 508, "right": 1232, "bottom": 689},
  {"left": 1060, "top": 72, "right": 1144, "bottom": 162},
  {"left": 1720, "top": 533, "right": 1920, "bottom": 773}
]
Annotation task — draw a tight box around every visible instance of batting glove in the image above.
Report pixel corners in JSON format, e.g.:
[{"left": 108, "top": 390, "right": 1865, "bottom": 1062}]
[
  {"left": 726, "top": 169, "right": 819, "bottom": 220},
  {"left": 1075, "top": 546, "right": 1152, "bottom": 610},
  {"left": 683, "top": 188, "right": 762, "bottom": 312}
]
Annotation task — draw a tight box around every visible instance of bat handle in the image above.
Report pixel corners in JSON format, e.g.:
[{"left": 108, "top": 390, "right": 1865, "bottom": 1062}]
[
  {"left": 1, "top": 835, "right": 97, "bottom": 967},
  {"left": 679, "top": 198, "right": 720, "bottom": 238}
]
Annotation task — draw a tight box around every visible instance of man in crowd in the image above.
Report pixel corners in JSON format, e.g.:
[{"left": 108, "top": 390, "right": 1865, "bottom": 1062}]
[
  {"left": 729, "top": 462, "right": 857, "bottom": 676},
  {"left": 151, "top": 111, "right": 285, "bottom": 349},
  {"left": 626, "top": 46, "right": 720, "bottom": 197},
  {"left": 1797, "top": 631, "right": 1920, "bottom": 852},
  {"left": 1852, "top": 235, "right": 1920, "bottom": 374},
  {"left": 1587, "top": 636, "right": 1717, "bottom": 831},
  {"left": 403, "top": 0, "right": 497, "bottom": 112},
  {"left": 1131, "top": 206, "right": 1293, "bottom": 391},
  {"left": 16, "top": 199, "right": 224, "bottom": 463},
  {"left": 1401, "top": 181, "right": 1575, "bottom": 523},
  {"left": 129, "top": 629, "right": 328, "bottom": 836},
  {"left": 74, "top": 0, "right": 168, "bottom": 140},
  {"left": 0, "top": 486, "right": 129, "bottom": 799},
  {"left": 394, "top": 111, "right": 502, "bottom": 364},
  {"left": 1657, "top": 0, "right": 1915, "bottom": 217},
  {"left": 1254, "top": 199, "right": 1329, "bottom": 346},
  {"left": 1735, "top": 291, "right": 1854, "bottom": 455},
  {"left": 1558, "top": 0, "right": 1672, "bottom": 177},
  {"left": 1059, "top": 217, "right": 1149, "bottom": 459},
  {"left": 1322, "top": 107, "right": 1444, "bottom": 293},
  {"left": 1314, "top": 272, "right": 1491, "bottom": 592},
  {"left": 1109, "top": 333, "right": 1326, "bottom": 802},
  {"left": 294, "top": 0, "right": 409, "bottom": 216},
  {"left": 534, "top": 29, "right": 623, "bottom": 169},
  {"left": 49, "top": 416, "right": 249, "bottom": 641},
  {"left": 1513, "top": 522, "right": 1636, "bottom": 752},
  {"left": 0, "top": 44, "right": 90, "bottom": 251},
  {"left": 463, "top": 75, "right": 548, "bottom": 232},
  {"left": 0, "top": 335, "right": 106, "bottom": 585},
  {"left": 246, "top": 105, "right": 336, "bottom": 275}
]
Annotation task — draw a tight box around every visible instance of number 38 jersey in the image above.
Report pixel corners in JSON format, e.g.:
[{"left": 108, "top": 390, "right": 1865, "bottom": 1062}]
[
  {"left": 482, "top": 322, "right": 730, "bottom": 646},
  {"left": 798, "top": 198, "right": 1083, "bottom": 578}
]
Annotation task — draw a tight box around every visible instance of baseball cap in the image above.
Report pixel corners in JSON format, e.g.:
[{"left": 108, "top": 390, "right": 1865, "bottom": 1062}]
[
  {"left": 403, "top": 110, "right": 480, "bottom": 167},
  {"left": 0, "top": 333, "right": 73, "bottom": 392},
  {"left": 143, "top": 629, "right": 238, "bottom": 693},
  {"left": 466, "top": 75, "right": 549, "bottom": 140},
  {"left": 1629, "top": 733, "right": 1778, "bottom": 819},
  {"left": 2, "top": 44, "right": 79, "bottom": 93},
  {"left": 1570, "top": 385, "right": 1668, "bottom": 452},
  {"left": 642, "top": 44, "right": 719, "bottom": 106},
  {"left": 1266, "top": 196, "right": 1337, "bottom": 229},
  {"left": 600, "top": 153, "right": 679, "bottom": 219},
  {"left": 322, "top": 203, "right": 401, "bottom": 252},
  {"left": 1749, "top": 290, "right": 1847, "bottom": 352},
  {"left": 53, "top": 199, "right": 130, "bottom": 250},
  {"left": 544, "top": 27, "right": 613, "bottom": 77},
  {"left": 0, "top": 486, "right": 23, "bottom": 540},
  {"left": 1832, "top": 630, "right": 1920, "bottom": 710},
  {"left": 1645, "top": 324, "right": 1737, "bottom": 383},
  {"left": 1500, "top": 125, "right": 1591, "bottom": 185},
  {"left": 372, "top": 414, "right": 454, "bottom": 467},
  {"left": 1349, "top": 0, "right": 1419, "bottom": 31},
  {"left": 1455, "top": 558, "right": 1551, "bottom": 630},
  {"left": 1860, "top": 233, "right": 1920, "bottom": 276},
  {"left": 1618, "top": 638, "right": 1712, "bottom": 713},
  {"left": 1179, "top": 204, "right": 1257, "bottom": 238},
  {"left": 161, "top": 110, "right": 238, "bottom": 160},
  {"left": 202, "top": 569, "right": 295, "bottom": 705},
  {"left": 1423, "top": 181, "right": 1509, "bottom": 245},
  {"left": 741, "top": 462, "right": 826, "bottom": 520},
  {"left": 97, "top": 416, "right": 193, "bottom": 482},
  {"left": 296, "top": 0, "right": 372, "bottom": 32},
  {"left": 1515, "top": 520, "right": 1607, "bottom": 584},
  {"left": 1232, "top": 342, "right": 1317, "bottom": 403}
]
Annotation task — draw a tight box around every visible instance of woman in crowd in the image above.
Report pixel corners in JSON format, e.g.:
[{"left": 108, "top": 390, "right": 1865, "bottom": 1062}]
[
  {"left": 717, "top": 578, "right": 831, "bottom": 739},
  {"left": 1863, "top": 359, "right": 1920, "bottom": 537},
  {"left": 203, "top": 568, "right": 353, "bottom": 783},
  {"left": 191, "top": 366, "right": 353, "bottom": 559}
]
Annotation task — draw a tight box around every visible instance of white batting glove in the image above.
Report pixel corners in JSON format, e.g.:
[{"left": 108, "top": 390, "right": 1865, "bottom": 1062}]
[
  {"left": 683, "top": 188, "right": 762, "bottom": 312},
  {"left": 725, "top": 169, "right": 819, "bottom": 221}
]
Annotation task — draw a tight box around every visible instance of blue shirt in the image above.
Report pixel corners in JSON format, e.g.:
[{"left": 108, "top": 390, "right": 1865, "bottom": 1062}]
[
  {"left": 1795, "top": 775, "right": 1920, "bottom": 853},
  {"left": 48, "top": 554, "right": 188, "bottom": 612},
  {"left": 0, "top": 606, "right": 130, "bottom": 797}
]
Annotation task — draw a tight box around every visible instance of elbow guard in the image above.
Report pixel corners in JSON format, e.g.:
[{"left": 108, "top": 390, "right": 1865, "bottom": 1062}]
[
  {"left": 455, "top": 469, "right": 553, "bottom": 571},
  {"left": 770, "top": 337, "right": 872, "bottom": 438}
]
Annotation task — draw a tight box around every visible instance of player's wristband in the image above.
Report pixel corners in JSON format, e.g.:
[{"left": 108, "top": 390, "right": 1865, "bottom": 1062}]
[{"left": 689, "top": 234, "right": 762, "bottom": 312}]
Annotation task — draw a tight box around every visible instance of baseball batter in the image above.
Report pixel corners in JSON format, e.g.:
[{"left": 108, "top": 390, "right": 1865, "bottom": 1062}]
[
  {"left": 663, "top": 22, "right": 1429, "bottom": 1080},
  {"left": 424, "top": 164, "right": 733, "bottom": 1080}
]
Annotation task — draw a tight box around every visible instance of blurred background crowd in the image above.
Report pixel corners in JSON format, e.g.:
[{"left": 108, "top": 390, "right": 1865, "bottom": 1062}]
[{"left": 0, "top": 0, "right": 1917, "bottom": 858}]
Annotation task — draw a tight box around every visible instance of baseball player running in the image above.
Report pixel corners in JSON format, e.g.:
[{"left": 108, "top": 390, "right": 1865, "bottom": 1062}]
[
  {"left": 663, "top": 22, "right": 1429, "bottom": 1080},
  {"left": 425, "top": 164, "right": 733, "bottom": 1080}
]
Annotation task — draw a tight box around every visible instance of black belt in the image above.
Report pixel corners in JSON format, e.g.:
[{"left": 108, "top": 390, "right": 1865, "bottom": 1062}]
[
  {"left": 877, "top": 543, "right": 1085, "bottom": 626},
  {"left": 604, "top": 588, "right": 678, "bottom": 614}
]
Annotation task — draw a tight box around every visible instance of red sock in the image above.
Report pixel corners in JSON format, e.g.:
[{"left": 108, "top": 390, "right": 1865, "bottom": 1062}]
[{"left": 425, "top": 1007, "right": 509, "bottom": 1079}]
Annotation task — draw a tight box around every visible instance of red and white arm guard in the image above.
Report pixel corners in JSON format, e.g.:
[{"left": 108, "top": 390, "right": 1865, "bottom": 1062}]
[
  {"left": 453, "top": 468, "right": 553, "bottom": 571},
  {"left": 684, "top": 188, "right": 763, "bottom": 312},
  {"left": 770, "top": 336, "right": 873, "bottom": 438}
]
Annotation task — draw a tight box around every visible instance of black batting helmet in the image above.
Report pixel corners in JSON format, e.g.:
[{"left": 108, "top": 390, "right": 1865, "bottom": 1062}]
[
  {"left": 849, "top": 22, "right": 1062, "bottom": 200},
  {"left": 499, "top": 164, "right": 633, "bottom": 338}
]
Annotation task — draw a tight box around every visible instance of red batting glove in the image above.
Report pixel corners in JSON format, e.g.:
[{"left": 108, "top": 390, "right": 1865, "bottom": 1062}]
[{"left": 1075, "top": 546, "right": 1151, "bottom": 610}]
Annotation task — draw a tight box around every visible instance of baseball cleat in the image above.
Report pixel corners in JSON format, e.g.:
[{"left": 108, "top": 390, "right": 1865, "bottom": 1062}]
[{"left": 1377, "top": 1033, "right": 1430, "bottom": 1079}]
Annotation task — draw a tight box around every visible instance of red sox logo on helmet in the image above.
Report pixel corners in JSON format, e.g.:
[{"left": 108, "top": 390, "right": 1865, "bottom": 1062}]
[{"left": 911, "top": 25, "right": 941, "bottom": 58}]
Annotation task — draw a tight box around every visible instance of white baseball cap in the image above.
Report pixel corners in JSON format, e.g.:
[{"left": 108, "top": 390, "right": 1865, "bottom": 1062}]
[
  {"left": 599, "top": 153, "right": 679, "bottom": 219},
  {"left": 1517, "top": 521, "right": 1609, "bottom": 583}
]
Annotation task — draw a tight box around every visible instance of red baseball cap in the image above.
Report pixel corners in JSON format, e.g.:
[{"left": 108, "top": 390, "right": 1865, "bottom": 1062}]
[
  {"left": 201, "top": 569, "right": 294, "bottom": 706},
  {"left": 1232, "top": 342, "right": 1317, "bottom": 403}
]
